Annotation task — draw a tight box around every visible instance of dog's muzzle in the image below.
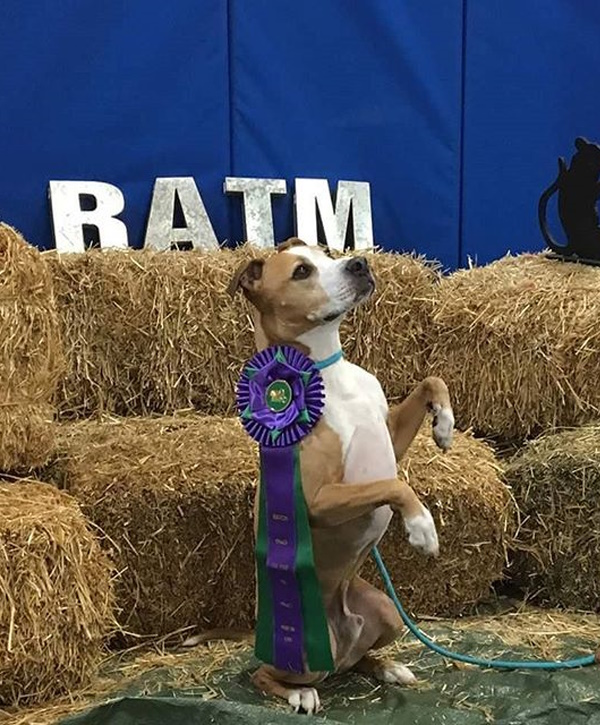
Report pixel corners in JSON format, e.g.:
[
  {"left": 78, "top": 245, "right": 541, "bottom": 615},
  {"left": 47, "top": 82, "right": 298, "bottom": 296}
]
[{"left": 345, "top": 256, "right": 375, "bottom": 299}]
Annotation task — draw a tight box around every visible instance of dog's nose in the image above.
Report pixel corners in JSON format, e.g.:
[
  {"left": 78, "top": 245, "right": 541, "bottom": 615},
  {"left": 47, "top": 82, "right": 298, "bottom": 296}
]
[{"left": 346, "top": 256, "right": 369, "bottom": 277}]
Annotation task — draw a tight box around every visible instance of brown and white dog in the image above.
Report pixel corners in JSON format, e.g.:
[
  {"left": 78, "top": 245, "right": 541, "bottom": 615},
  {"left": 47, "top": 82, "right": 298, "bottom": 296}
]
[{"left": 228, "top": 238, "right": 454, "bottom": 714}]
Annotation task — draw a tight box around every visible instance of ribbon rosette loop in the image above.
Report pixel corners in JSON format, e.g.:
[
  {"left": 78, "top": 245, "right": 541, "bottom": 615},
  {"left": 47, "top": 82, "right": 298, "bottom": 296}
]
[
  {"left": 237, "top": 346, "right": 324, "bottom": 447},
  {"left": 236, "top": 345, "right": 334, "bottom": 675}
]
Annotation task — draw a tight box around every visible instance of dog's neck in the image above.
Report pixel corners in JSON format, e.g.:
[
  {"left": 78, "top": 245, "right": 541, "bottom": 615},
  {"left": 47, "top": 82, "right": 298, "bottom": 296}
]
[
  {"left": 251, "top": 309, "right": 343, "bottom": 367},
  {"left": 297, "top": 323, "right": 343, "bottom": 366}
]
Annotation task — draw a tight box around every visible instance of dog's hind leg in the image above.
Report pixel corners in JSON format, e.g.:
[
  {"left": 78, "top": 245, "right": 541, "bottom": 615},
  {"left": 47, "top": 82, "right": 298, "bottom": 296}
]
[
  {"left": 354, "top": 654, "right": 417, "bottom": 685},
  {"left": 337, "top": 577, "right": 417, "bottom": 686},
  {"left": 251, "top": 665, "right": 326, "bottom": 714}
]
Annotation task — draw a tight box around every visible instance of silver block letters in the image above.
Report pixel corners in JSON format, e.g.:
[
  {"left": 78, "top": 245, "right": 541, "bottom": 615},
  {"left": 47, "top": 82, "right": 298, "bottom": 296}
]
[
  {"left": 144, "top": 177, "right": 219, "bottom": 251},
  {"left": 224, "top": 177, "right": 286, "bottom": 248},
  {"left": 295, "top": 179, "right": 374, "bottom": 251},
  {"left": 49, "top": 180, "right": 128, "bottom": 253},
  {"left": 48, "top": 177, "right": 374, "bottom": 252}
]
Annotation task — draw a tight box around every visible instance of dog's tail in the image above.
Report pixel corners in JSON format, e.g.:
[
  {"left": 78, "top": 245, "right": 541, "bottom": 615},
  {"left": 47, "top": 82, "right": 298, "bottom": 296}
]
[{"left": 182, "top": 628, "right": 255, "bottom": 648}]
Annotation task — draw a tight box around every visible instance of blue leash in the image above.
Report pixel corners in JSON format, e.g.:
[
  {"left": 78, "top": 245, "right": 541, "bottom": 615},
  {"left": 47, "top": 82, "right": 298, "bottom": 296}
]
[{"left": 372, "top": 547, "right": 598, "bottom": 671}]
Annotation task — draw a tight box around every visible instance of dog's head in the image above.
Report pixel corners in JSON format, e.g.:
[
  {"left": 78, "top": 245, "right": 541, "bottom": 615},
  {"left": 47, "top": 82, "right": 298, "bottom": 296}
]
[{"left": 228, "top": 238, "right": 375, "bottom": 345}]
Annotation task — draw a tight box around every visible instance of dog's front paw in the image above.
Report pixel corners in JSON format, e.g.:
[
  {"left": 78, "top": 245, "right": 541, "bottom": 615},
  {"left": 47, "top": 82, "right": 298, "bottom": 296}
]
[
  {"left": 288, "top": 688, "right": 321, "bottom": 715},
  {"left": 431, "top": 403, "right": 454, "bottom": 451},
  {"left": 404, "top": 507, "right": 439, "bottom": 557}
]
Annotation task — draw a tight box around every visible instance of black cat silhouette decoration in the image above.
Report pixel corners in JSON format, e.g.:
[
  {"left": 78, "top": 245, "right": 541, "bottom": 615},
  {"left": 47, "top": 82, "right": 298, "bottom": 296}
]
[{"left": 539, "top": 136, "right": 600, "bottom": 264}]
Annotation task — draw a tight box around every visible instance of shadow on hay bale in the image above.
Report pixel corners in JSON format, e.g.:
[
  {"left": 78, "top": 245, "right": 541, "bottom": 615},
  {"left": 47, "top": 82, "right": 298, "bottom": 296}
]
[
  {"left": 0, "top": 224, "right": 63, "bottom": 470},
  {"left": 46, "top": 246, "right": 437, "bottom": 419},
  {"left": 427, "top": 253, "right": 600, "bottom": 443},
  {"left": 504, "top": 426, "right": 600, "bottom": 611},
  {"left": 0, "top": 481, "right": 115, "bottom": 706},
  {"left": 44, "top": 414, "right": 513, "bottom": 639},
  {"left": 45, "top": 415, "right": 258, "bottom": 638}
]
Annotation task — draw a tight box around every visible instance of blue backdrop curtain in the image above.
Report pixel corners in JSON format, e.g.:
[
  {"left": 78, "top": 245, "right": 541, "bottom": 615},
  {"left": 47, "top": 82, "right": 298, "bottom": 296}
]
[
  {"left": 461, "top": 0, "right": 600, "bottom": 265},
  {"left": 0, "top": 0, "right": 230, "bottom": 251},
  {"left": 1, "top": 1, "right": 600, "bottom": 268}
]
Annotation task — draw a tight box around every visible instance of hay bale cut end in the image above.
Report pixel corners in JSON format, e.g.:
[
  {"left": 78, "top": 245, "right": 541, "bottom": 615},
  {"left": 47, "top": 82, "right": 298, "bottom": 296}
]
[
  {"left": 0, "top": 224, "right": 63, "bottom": 470},
  {"left": 46, "top": 415, "right": 258, "bottom": 638},
  {"left": 427, "top": 253, "right": 600, "bottom": 443},
  {"left": 363, "top": 429, "right": 515, "bottom": 616},
  {"left": 342, "top": 251, "right": 439, "bottom": 402},
  {"left": 0, "top": 481, "right": 115, "bottom": 706},
  {"left": 505, "top": 426, "right": 600, "bottom": 611}
]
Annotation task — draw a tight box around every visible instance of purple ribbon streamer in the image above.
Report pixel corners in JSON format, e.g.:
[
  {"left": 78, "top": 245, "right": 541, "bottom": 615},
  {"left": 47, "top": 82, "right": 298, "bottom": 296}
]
[
  {"left": 262, "top": 446, "right": 305, "bottom": 673},
  {"left": 237, "top": 346, "right": 328, "bottom": 673}
]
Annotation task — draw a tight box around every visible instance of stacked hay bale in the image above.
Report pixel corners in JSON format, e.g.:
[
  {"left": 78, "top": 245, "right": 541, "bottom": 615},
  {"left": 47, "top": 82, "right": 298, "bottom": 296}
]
[
  {"left": 48, "top": 246, "right": 438, "bottom": 419},
  {"left": 504, "top": 426, "right": 600, "bottom": 611},
  {"left": 44, "top": 414, "right": 515, "bottom": 636},
  {"left": 0, "top": 224, "right": 62, "bottom": 470},
  {"left": 427, "top": 254, "right": 600, "bottom": 443},
  {"left": 48, "top": 247, "right": 258, "bottom": 419},
  {"left": 41, "top": 245, "right": 520, "bottom": 639},
  {"left": 0, "top": 481, "right": 114, "bottom": 706},
  {"left": 45, "top": 415, "right": 258, "bottom": 637}
]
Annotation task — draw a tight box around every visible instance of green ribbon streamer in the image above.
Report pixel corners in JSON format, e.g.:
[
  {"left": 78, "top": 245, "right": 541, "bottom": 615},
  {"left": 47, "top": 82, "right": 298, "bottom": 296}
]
[{"left": 254, "top": 445, "right": 334, "bottom": 672}]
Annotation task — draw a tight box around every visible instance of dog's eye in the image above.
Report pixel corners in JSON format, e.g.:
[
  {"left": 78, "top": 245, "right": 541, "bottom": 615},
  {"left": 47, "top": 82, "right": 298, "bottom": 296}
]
[{"left": 292, "top": 264, "right": 312, "bottom": 280}]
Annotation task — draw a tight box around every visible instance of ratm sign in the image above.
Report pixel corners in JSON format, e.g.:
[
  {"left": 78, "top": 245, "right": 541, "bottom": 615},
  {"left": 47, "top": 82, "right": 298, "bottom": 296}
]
[{"left": 48, "top": 177, "right": 374, "bottom": 253}]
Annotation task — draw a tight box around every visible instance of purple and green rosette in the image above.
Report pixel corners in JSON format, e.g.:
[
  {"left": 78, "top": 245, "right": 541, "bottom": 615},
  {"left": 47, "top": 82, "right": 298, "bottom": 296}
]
[{"left": 237, "top": 345, "right": 334, "bottom": 674}]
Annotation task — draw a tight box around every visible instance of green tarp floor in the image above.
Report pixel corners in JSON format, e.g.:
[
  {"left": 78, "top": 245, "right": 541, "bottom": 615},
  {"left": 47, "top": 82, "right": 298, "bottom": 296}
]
[{"left": 59, "top": 618, "right": 600, "bottom": 725}]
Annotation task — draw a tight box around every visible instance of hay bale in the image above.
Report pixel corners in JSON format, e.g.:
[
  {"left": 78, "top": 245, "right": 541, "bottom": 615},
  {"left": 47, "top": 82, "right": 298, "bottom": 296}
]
[
  {"left": 45, "top": 415, "right": 258, "bottom": 637},
  {"left": 45, "top": 414, "right": 513, "bottom": 636},
  {"left": 0, "top": 480, "right": 114, "bottom": 706},
  {"left": 0, "top": 224, "right": 62, "bottom": 470},
  {"left": 362, "top": 429, "right": 515, "bottom": 616},
  {"left": 504, "top": 426, "right": 600, "bottom": 611},
  {"left": 0, "top": 405, "right": 55, "bottom": 473},
  {"left": 428, "top": 253, "right": 600, "bottom": 442},
  {"left": 343, "top": 251, "right": 439, "bottom": 402},
  {"left": 47, "top": 247, "right": 262, "bottom": 420},
  {"left": 48, "top": 247, "right": 437, "bottom": 419}
]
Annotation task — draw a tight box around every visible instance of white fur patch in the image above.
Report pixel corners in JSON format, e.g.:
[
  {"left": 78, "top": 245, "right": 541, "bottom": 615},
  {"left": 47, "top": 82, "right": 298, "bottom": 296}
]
[
  {"left": 288, "top": 687, "right": 321, "bottom": 714},
  {"left": 431, "top": 403, "right": 454, "bottom": 451},
  {"left": 182, "top": 634, "right": 202, "bottom": 647},
  {"left": 404, "top": 507, "right": 439, "bottom": 556},
  {"left": 285, "top": 246, "right": 357, "bottom": 321},
  {"left": 378, "top": 662, "right": 417, "bottom": 685}
]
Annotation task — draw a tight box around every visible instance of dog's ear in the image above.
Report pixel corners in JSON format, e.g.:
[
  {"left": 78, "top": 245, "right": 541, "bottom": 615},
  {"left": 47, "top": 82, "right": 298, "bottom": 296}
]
[
  {"left": 227, "top": 259, "right": 265, "bottom": 298},
  {"left": 277, "top": 237, "right": 308, "bottom": 253}
]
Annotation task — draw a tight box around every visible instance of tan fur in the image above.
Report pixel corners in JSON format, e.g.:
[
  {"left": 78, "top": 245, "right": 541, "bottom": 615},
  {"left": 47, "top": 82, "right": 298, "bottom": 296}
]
[{"left": 388, "top": 377, "right": 452, "bottom": 460}]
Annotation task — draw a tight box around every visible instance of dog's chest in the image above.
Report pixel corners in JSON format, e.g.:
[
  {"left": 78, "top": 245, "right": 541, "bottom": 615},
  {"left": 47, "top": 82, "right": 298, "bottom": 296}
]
[
  {"left": 314, "top": 361, "right": 395, "bottom": 578},
  {"left": 321, "top": 361, "right": 391, "bottom": 472}
]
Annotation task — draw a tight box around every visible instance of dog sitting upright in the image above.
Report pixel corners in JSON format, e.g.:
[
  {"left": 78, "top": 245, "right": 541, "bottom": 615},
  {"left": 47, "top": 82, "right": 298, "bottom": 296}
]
[{"left": 228, "top": 238, "right": 454, "bottom": 714}]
